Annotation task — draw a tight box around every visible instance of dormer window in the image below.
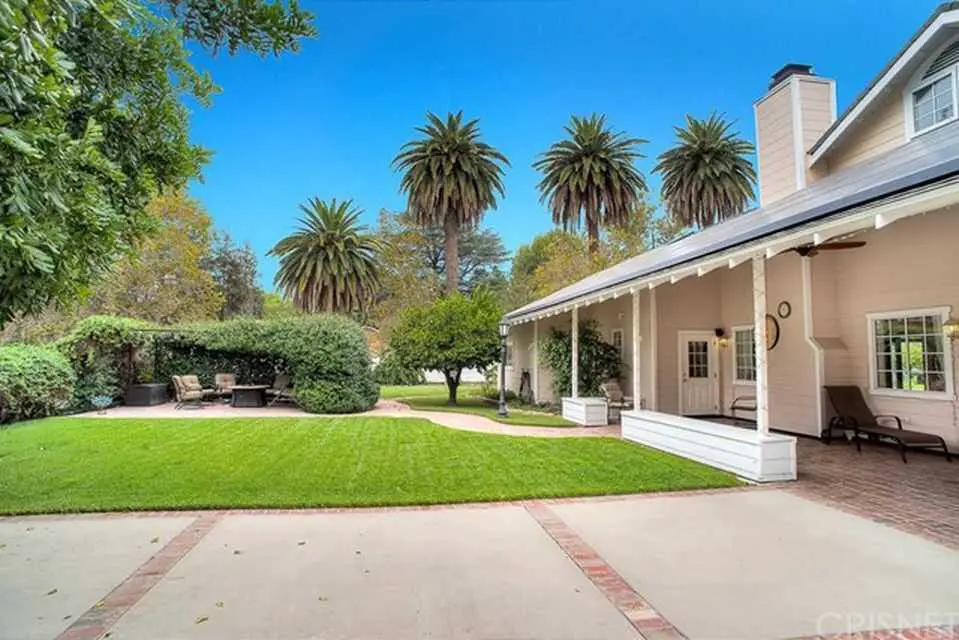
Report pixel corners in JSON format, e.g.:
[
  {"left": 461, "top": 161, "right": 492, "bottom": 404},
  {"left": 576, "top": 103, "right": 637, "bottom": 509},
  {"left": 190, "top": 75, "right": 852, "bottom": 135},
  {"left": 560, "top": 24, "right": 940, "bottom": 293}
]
[{"left": 911, "top": 71, "right": 956, "bottom": 134}]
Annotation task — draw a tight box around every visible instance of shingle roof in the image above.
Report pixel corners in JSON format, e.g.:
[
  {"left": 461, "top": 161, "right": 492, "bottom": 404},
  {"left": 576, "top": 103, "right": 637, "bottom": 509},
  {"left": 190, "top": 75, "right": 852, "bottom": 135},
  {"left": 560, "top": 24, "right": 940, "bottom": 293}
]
[{"left": 505, "top": 120, "right": 959, "bottom": 321}]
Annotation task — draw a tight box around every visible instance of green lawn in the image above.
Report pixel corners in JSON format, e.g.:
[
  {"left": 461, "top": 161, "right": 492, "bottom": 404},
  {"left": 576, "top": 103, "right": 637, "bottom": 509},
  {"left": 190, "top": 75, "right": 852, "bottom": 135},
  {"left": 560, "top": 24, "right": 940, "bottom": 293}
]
[
  {"left": 402, "top": 395, "right": 574, "bottom": 427},
  {"left": 379, "top": 383, "right": 482, "bottom": 399},
  {"left": 0, "top": 417, "right": 740, "bottom": 514}
]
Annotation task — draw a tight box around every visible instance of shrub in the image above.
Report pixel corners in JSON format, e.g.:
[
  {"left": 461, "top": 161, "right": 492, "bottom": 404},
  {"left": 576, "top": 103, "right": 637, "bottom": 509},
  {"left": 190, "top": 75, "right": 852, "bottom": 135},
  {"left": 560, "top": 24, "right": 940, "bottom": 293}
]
[
  {"left": 540, "top": 320, "right": 623, "bottom": 397},
  {"left": 390, "top": 289, "right": 501, "bottom": 404},
  {"left": 154, "top": 315, "right": 378, "bottom": 414},
  {"left": 56, "top": 316, "right": 152, "bottom": 410},
  {"left": 0, "top": 345, "right": 76, "bottom": 423},
  {"left": 373, "top": 351, "right": 425, "bottom": 386}
]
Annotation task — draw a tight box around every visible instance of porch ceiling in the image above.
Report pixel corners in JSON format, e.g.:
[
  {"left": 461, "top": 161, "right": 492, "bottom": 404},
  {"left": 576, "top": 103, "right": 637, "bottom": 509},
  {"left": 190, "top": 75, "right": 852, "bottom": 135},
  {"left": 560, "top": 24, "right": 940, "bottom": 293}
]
[{"left": 505, "top": 121, "right": 959, "bottom": 326}]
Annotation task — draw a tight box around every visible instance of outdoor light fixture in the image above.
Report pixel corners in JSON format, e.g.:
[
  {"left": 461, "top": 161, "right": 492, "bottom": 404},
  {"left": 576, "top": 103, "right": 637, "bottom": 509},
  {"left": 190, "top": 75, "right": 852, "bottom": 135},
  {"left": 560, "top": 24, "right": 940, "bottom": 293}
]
[
  {"left": 943, "top": 318, "right": 959, "bottom": 341},
  {"left": 497, "top": 321, "right": 510, "bottom": 418},
  {"left": 713, "top": 328, "right": 730, "bottom": 350}
]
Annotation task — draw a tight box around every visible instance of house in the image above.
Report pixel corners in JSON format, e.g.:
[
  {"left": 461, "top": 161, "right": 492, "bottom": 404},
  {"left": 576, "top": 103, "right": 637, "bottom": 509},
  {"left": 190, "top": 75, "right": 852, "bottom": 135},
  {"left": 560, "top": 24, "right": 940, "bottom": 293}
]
[{"left": 501, "top": 3, "right": 959, "bottom": 482}]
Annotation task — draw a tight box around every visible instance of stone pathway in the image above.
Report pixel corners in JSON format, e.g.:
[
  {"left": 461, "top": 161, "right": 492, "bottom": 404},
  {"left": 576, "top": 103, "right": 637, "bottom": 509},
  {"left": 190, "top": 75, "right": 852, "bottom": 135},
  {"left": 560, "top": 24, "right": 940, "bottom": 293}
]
[{"left": 78, "top": 399, "right": 622, "bottom": 438}]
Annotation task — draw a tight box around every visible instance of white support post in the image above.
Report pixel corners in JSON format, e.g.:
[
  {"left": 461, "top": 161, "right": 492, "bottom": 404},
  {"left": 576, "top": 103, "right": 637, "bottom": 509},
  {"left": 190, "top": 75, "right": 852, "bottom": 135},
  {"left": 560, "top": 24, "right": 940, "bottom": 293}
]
[
  {"left": 632, "top": 290, "right": 641, "bottom": 408},
  {"left": 532, "top": 320, "right": 540, "bottom": 403},
  {"left": 649, "top": 287, "right": 658, "bottom": 410},
  {"left": 571, "top": 306, "right": 579, "bottom": 398},
  {"left": 752, "top": 256, "right": 770, "bottom": 437}
]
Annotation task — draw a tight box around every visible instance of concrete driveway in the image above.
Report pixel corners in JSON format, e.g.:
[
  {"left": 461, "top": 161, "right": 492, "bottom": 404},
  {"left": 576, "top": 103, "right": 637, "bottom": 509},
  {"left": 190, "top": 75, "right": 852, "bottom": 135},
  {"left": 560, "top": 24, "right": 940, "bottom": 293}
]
[{"left": 2, "top": 489, "right": 957, "bottom": 640}]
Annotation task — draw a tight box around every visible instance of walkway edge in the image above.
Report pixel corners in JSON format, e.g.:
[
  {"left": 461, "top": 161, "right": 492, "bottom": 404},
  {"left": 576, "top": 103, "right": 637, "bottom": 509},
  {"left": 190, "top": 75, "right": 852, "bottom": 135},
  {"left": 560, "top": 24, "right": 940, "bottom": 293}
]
[
  {"left": 55, "top": 513, "right": 221, "bottom": 640},
  {"left": 525, "top": 502, "right": 685, "bottom": 640}
]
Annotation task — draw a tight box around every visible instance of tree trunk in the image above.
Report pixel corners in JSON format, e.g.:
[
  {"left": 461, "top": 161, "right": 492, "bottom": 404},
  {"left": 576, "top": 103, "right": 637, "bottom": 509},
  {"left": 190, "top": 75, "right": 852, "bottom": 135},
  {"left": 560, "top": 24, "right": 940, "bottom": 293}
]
[
  {"left": 444, "top": 368, "right": 461, "bottom": 404},
  {"left": 444, "top": 214, "right": 459, "bottom": 294},
  {"left": 586, "top": 214, "right": 599, "bottom": 256}
]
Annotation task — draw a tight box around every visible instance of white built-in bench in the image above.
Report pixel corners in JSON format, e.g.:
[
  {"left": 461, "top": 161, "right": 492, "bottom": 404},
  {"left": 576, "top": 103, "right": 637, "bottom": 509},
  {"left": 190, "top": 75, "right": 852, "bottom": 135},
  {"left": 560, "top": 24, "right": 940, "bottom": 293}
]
[
  {"left": 561, "top": 397, "right": 608, "bottom": 426},
  {"left": 621, "top": 409, "right": 796, "bottom": 483}
]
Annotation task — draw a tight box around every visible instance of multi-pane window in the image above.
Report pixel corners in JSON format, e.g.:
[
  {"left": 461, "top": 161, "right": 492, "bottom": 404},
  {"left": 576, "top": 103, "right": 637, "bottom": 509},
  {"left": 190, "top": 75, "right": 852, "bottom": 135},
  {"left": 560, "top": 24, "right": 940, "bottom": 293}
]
[
  {"left": 610, "top": 329, "right": 624, "bottom": 359},
  {"left": 869, "top": 309, "right": 950, "bottom": 395},
  {"left": 732, "top": 327, "right": 756, "bottom": 383},
  {"left": 687, "top": 340, "right": 709, "bottom": 379},
  {"left": 912, "top": 72, "right": 956, "bottom": 134}
]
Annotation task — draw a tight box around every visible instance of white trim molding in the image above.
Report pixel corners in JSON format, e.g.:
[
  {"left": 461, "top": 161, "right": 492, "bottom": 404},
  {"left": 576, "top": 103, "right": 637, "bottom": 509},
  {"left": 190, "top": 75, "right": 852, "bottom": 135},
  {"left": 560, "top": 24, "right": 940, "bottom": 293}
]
[
  {"left": 903, "top": 63, "right": 959, "bottom": 140},
  {"left": 731, "top": 324, "right": 757, "bottom": 385},
  {"left": 865, "top": 305, "right": 954, "bottom": 400}
]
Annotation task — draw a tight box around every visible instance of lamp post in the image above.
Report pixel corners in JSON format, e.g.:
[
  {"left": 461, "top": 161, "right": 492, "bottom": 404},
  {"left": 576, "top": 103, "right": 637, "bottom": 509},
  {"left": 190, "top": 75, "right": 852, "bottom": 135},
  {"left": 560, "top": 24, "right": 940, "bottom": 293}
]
[{"left": 498, "top": 321, "right": 510, "bottom": 418}]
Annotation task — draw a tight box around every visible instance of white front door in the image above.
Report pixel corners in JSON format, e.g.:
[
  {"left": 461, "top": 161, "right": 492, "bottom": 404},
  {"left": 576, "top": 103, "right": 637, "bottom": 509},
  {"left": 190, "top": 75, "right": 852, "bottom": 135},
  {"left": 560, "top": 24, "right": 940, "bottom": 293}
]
[{"left": 678, "top": 332, "right": 719, "bottom": 416}]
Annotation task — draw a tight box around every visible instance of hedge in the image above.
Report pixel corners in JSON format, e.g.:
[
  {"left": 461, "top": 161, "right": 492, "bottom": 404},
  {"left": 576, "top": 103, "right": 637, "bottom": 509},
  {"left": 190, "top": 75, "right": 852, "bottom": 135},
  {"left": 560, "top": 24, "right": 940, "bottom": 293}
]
[
  {"left": 154, "top": 315, "right": 379, "bottom": 414},
  {"left": 56, "top": 316, "right": 152, "bottom": 410},
  {"left": 0, "top": 344, "right": 76, "bottom": 423}
]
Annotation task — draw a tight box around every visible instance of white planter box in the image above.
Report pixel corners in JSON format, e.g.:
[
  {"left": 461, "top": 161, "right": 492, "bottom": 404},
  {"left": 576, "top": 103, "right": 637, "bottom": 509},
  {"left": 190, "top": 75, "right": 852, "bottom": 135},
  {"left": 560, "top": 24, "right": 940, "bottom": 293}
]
[
  {"left": 562, "top": 397, "right": 608, "bottom": 426},
  {"left": 621, "top": 409, "right": 796, "bottom": 483}
]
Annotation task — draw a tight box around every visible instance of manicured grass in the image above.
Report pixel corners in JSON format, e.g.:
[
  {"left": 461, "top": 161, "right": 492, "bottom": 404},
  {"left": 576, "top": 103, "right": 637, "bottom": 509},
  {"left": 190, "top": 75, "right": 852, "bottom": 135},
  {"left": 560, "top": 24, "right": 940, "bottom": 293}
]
[
  {"left": 402, "top": 395, "right": 574, "bottom": 427},
  {"left": 379, "top": 383, "right": 482, "bottom": 399},
  {"left": 0, "top": 418, "right": 740, "bottom": 514}
]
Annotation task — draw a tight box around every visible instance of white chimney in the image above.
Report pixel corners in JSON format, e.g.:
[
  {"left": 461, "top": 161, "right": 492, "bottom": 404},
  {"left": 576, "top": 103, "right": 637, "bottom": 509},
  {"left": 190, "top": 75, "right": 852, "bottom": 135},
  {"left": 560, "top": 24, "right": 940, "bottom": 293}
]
[{"left": 754, "top": 64, "right": 836, "bottom": 205}]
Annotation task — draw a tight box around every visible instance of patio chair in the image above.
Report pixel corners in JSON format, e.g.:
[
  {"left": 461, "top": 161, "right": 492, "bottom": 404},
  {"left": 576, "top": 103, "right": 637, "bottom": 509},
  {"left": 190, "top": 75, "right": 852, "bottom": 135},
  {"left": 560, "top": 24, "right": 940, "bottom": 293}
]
[
  {"left": 600, "top": 381, "right": 633, "bottom": 423},
  {"left": 172, "top": 375, "right": 215, "bottom": 410},
  {"left": 267, "top": 373, "right": 294, "bottom": 406},
  {"left": 823, "top": 385, "right": 952, "bottom": 463},
  {"left": 214, "top": 373, "right": 237, "bottom": 401}
]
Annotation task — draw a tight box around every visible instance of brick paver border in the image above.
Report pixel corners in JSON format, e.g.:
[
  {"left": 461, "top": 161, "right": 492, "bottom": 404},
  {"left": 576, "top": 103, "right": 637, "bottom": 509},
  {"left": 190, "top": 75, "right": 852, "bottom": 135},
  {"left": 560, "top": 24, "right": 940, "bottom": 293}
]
[
  {"left": 525, "top": 502, "right": 685, "bottom": 640},
  {"left": 54, "top": 512, "right": 221, "bottom": 640},
  {"left": 792, "top": 625, "right": 959, "bottom": 639}
]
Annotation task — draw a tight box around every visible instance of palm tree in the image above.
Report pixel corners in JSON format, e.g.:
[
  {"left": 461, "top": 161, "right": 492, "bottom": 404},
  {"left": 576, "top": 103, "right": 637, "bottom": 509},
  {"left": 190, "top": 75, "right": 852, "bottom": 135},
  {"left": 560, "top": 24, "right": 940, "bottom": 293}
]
[
  {"left": 392, "top": 111, "right": 509, "bottom": 294},
  {"left": 653, "top": 113, "right": 757, "bottom": 229},
  {"left": 533, "top": 114, "right": 648, "bottom": 255},
  {"left": 269, "top": 198, "right": 381, "bottom": 313}
]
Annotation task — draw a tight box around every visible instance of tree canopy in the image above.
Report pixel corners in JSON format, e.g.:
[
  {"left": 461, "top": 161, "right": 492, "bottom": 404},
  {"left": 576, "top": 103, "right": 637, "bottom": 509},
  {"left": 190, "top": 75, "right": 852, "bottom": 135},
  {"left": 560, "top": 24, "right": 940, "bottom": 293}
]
[
  {"left": 393, "top": 111, "right": 509, "bottom": 293},
  {"left": 0, "top": 0, "right": 315, "bottom": 326},
  {"left": 390, "top": 290, "right": 502, "bottom": 404},
  {"left": 203, "top": 232, "right": 264, "bottom": 319},
  {"left": 654, "top": 113, "right": 756, "bottom": 228},
  {"left": 534, "top": 114, "right": 648, "bottom": 255}
]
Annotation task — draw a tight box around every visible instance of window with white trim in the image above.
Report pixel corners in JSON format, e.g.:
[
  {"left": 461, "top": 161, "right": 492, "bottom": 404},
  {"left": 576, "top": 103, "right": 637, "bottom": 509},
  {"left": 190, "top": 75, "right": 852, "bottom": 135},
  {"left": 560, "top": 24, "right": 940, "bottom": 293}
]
[
  {"left": 732, "top": 326, "right": 756, "bottom": 383},
  {"left": 868, "top": 308, "right": 952, "bottom": 396},
  {"left": 610, "top": 329, "right": 624, "bottom": 359},
  {"left": 911, "top": 71, "right": 956, "bottom": 134}
]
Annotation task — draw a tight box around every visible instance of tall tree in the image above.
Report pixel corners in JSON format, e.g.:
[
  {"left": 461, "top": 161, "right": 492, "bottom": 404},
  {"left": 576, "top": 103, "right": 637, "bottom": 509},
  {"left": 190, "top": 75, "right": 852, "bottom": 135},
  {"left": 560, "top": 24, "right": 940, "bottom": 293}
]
[
  {"left": 392, "top": 111, "right": 510, "bottom": 294},
  {"left": 534, "top": 114, "right": 648, "bottom": 255},
  {"left": 89, "top": 192, "right": 224, "bottom": 324},
  {"left": 654, "top": 113, "right": 757, "bottom": 228},
  {"left": 203, "top": 232, "right": 264, "bottom": 319},
  {"left": 269, "top": 198, "right": 381, "bottom": 314},
  {"left": 0, "top": 0, "right": 315, "bottom": 326}
]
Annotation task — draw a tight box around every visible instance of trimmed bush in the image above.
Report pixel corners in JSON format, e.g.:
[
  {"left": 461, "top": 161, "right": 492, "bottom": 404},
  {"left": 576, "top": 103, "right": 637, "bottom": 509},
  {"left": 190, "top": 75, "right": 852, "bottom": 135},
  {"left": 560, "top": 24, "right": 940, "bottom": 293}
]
[
  {"left": 0, "top": 345, "right": 76, "bottom": 423},
  {"left": 154, "top": 315, "right": 378, "bottom": 414},
  {"left": 373, "top": 351, "right": 425, "bottom": 386},
  {"left": 540, "top": 320, "right": 623, "bottom": 397},
  {"left": 56, "top": 316, "right": 152, "bottom": 410}
]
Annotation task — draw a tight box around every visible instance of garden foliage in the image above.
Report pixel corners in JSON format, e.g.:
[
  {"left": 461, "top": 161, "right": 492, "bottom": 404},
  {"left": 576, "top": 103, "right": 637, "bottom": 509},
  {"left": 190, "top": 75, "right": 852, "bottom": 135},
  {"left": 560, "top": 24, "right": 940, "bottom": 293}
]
[
  {"left": 372, "top": 351, "right": 426, "bottom": 386},
  {"left": 0, "top": 345, "right": 76, "bottom": 423},
  {"left": 540, "top": 321, "right": 623, "bottom": 397}
]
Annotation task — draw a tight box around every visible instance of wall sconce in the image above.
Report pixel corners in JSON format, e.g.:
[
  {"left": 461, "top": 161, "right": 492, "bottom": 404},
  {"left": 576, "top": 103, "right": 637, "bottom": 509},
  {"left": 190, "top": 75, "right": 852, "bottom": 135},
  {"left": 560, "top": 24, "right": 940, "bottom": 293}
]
[
  {"left": 943, "top": 318, "right": 959, "bottom": 341},
  {"left": 713, "top": 328, "right": 730, "bottom": 349}
]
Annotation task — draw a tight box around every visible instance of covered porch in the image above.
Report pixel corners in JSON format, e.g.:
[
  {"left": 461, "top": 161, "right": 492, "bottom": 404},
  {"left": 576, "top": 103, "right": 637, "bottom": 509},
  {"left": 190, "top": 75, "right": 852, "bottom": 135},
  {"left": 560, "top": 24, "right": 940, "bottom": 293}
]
[{"left": 502, "top": 179, "right": 959, "bottom": 483}]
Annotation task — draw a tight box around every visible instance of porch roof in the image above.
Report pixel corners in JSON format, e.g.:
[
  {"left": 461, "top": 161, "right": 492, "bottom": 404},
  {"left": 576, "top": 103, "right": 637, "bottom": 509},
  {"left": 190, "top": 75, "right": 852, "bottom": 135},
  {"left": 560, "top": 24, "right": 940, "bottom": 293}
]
[{"left": 504, "top": 121, "right": 959, "bottom": 325}]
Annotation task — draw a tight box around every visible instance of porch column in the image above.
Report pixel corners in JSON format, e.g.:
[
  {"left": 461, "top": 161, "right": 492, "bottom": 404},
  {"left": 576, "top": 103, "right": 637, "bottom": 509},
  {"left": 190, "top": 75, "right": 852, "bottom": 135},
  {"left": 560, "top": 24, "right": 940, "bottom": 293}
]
[
  {"left": 532, "top": 320, "right": 539, "bottom": 403},
  {"left": 752, "top": 256, "right": 770, "bottom": 437},
  {"left": 631, "top": 290, "right": 641, "bottom": 407},
  {"left": 571, "top": 306, "right": 579, "bottom": 398},
  {"left": 649, "top": 287, "right": 658, "bottom": 410}
]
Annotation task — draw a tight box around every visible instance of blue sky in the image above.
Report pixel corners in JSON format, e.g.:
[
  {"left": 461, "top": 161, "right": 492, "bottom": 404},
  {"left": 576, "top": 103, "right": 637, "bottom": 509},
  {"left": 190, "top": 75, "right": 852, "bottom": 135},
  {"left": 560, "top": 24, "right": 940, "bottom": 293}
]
[{"left": 187, "top": 0, "right": 940, "bottom": 288}]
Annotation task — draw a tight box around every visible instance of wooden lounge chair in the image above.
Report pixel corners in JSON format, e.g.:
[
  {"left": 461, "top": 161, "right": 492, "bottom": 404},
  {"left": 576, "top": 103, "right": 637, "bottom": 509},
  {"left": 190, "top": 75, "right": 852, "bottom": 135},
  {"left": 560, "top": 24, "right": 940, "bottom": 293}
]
[
  {"left": 824, "top": 385, "right": 952, "bottom": 463},
  {"left": 172, "top": 375, "right": 216, "bottom": 409},
  {"left": 214, "top": 373, "right": 237, "bottom": 401},
  {"left": 600, "top": 381, "right": 633, "bottom": 423}
]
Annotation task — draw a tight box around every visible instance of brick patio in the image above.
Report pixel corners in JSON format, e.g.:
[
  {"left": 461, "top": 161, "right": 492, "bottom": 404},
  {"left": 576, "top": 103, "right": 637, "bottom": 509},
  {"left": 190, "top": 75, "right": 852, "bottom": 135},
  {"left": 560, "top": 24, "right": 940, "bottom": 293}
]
[{"left": 790, "top": 436, "right": 959, "bottom": 550}]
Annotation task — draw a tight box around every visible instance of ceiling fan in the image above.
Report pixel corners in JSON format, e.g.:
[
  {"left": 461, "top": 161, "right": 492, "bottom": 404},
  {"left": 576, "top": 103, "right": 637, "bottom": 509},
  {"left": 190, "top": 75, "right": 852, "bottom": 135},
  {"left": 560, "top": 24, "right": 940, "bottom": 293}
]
[{"left": 791, "top": 240, "right": 866, "bottom": 257}]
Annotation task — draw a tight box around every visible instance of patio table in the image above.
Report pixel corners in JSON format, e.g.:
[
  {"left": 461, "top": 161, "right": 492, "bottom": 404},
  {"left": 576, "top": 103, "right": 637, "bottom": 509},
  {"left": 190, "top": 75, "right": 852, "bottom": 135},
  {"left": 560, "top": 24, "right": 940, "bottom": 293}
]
[{"left": 231, "top": 385, "right": 270, "bottom": 408}]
